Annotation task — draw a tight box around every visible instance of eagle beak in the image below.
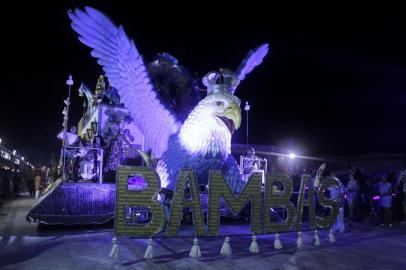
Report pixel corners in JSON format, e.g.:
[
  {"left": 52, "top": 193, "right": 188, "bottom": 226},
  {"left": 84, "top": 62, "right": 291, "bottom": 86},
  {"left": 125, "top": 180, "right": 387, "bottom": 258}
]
[
  {"left": 217, "top": 102, "right": 241, "bottom": 134},
  {"left": 227, "top": 102, "right": 242, "bottom": 130}
]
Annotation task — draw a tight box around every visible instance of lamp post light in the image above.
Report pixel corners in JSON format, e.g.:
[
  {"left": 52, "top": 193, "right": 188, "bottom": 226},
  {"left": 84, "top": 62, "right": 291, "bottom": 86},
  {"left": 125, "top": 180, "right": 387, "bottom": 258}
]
[
  {"left": 244, "top": 101, "right": 250, "bottom": 146},
  {"left": 12, "top": 150, "right": 16, "bottom": 155},
  {"left": 0, "top": 138, "right": 2, "bottom": 144},
  {"left": 288, "top": 152, "right": 296, "bottom": 172},
  {"left": 60, "top": 75, "right": 74, "bottom": 181}
]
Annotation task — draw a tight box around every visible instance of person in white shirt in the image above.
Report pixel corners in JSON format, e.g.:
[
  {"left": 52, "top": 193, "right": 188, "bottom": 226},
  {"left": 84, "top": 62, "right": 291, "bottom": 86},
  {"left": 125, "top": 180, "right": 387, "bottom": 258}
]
[
  {"left": 57, "top": 126, "right": 80, "bottom": 147},
  {"left": 379, "top": 175, "right": 393, "bottom": 227},
  {"left": 57, "top": 126, "right": 81, "bottom": 180}
]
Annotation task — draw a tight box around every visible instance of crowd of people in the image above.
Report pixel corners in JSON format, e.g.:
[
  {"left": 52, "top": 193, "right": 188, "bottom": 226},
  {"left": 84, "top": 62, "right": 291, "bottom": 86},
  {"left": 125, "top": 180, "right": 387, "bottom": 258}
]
[
  {"left": 58, "top": 126, "right": 108, "bottom": 182},
  {"left": 0, "top": 167, "right": 51, "bottom": 204},
  {"left": 236, "top": 147, "right": 406, "bottom": 230},
  {"left": 306, "top": 166, "right": 406, "bottom": 230},
  {"left": 0, "top": 169, "right": 25, "bottom": 200},
  {"left": 59, "top": 125, "right": 137, "bottom": 182}
]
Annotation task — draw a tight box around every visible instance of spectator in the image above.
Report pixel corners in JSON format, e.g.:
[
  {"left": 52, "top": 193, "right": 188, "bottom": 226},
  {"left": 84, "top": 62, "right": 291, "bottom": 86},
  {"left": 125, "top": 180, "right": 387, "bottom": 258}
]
[
  {"left": 365, "top": 176, "right": 375, "bottom": 219},
  {"left": 395, "top": 170, "right": 406, "bottom": 223},
  {"left": 330, "top": 173, "right": 346, "bottom": 233},
  {"left": 34, "top": 173, "right": 42, "bottom": 199},
  {"left": 2, "top": 169, "right": 11, "bottom": 197},
  {"left": 378, "top": 175, "right": 393, "bottom": 227},
  {"left": 393, "top": 171, "right": 405, "bottom": 223},
  {"left": 12, "top": 172, "right": 21, "bottom": 196},
  {"left": 0, "top": 169, "right": 4, "bottom": 206},
  {"left": 26, "top": 170, "right": 35, "bottom": 197},
  {"left": 403, "top": 174, "right": 406, "bottom": 224},
  {"left": 356, "top": 169, "right": 369, "bottom": 223},
  {"left": 347, "top": 171, "right": 361, "bottom": 226}
]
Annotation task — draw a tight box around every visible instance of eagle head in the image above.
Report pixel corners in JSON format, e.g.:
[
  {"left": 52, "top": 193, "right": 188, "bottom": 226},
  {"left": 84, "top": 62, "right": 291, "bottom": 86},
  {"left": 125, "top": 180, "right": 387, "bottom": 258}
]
[{"left": 179, "top": 91, "right": 241, "bottom": 157}]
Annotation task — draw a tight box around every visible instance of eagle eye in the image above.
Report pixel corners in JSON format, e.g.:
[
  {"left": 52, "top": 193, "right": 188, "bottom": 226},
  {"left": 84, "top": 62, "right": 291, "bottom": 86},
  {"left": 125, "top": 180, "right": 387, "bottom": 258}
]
[{"left": 215, "top": 101, "right": 225, "bottom": 107}]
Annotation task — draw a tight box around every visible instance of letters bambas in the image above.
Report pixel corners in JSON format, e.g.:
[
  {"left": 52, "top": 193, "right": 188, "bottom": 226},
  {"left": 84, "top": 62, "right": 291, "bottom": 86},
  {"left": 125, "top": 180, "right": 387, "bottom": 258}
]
[{"left": 115, "top": 166, "right": 340, "bottom": 237}]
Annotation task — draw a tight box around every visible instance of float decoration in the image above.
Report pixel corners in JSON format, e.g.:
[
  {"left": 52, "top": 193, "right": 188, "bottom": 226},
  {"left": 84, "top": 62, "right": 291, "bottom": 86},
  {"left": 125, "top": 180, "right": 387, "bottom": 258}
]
[{"left": 27, "top": 6, "right": 342, "bottom": 260}]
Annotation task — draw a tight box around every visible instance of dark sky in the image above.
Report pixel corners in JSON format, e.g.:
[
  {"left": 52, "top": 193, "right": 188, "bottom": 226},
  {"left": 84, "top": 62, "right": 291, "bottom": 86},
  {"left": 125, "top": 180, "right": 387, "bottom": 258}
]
[{"left": 1, "top": 2, "right": 406, "bottom": 164}]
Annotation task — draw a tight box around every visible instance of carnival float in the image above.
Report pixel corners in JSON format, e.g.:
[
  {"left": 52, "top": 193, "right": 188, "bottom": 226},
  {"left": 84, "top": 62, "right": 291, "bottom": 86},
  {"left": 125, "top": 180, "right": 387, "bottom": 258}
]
[
  {"left": 26, "top": 6, "right": 272, "bottom": 225},
  {"left": 26, "top": 8, "right": 340, "bottom": 250}
]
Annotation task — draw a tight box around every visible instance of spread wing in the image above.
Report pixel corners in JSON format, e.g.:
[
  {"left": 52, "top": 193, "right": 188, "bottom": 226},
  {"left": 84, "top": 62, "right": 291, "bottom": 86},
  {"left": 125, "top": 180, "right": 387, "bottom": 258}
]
[
  {"left": 68, "top": 7, "right": 181, "bottom": 158},
  {"left": 232, "top": 43, "right": 269, "bottom": 94}
]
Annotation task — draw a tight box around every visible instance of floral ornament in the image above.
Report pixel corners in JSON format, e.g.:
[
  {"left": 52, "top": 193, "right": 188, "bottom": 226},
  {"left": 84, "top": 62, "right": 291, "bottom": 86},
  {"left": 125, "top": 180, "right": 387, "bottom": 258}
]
[
  {"left": 105, "top": 134, "right": 127, "bottom": 172},
  {"left": 103, "top": 122, "right": 119, "bottom": 139},
  {"left": 123, "top": 129, "right": 134, "bottom": 142},
  {"left": 123, "top": 114, "right": 133, "bottom": 125},
  {"left": 104, "top": 109, "right": 118, "bottom": 123}
]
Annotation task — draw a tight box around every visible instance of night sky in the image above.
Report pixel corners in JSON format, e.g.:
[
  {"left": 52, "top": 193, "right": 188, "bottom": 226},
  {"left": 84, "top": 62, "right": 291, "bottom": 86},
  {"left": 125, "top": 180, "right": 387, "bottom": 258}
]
[{"left": 1, "top": 2, "right": 406, "bottom": 164}]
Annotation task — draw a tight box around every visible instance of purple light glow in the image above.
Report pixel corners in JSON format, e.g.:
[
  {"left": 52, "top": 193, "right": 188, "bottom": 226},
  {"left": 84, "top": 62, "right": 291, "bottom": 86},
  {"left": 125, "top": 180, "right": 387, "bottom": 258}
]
[
  {"left": 372, "top": 194, "right": 396, "bottom": 200},
  {"left": 127, "top": 175, "right": 148, "bottom": 191}
]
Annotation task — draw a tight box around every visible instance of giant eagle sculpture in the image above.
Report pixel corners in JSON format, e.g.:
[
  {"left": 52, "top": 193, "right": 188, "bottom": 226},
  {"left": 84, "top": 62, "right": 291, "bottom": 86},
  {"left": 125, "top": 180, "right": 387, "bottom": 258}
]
[{"left": 68, "top": 7, "right": 269, "bottom": 194}]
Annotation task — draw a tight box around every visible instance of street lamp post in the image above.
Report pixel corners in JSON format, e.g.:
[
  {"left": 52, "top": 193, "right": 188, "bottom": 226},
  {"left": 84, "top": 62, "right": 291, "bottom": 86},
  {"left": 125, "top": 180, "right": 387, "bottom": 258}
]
[
  {"left": 60, "top": 75, "right": 74, "bottom": 181},
  {"left": 244, "top": 101, "right": 250, "bottom": 146}
]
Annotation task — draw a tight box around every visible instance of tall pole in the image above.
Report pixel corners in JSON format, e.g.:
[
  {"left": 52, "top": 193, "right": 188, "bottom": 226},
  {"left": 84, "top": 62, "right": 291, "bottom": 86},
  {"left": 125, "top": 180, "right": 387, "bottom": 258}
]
[
  {"left": 61, "top": 75, "right": 74, "bottom": 181},
  {"left": 244, "top": 101, "right": 250, "bottom": 146}
]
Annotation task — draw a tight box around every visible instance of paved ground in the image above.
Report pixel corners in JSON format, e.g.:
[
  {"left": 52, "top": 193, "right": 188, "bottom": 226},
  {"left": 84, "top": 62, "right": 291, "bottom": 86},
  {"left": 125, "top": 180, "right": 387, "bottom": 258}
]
[{"left": 1, "top": 196, "right": 406, "bottom": 270}]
